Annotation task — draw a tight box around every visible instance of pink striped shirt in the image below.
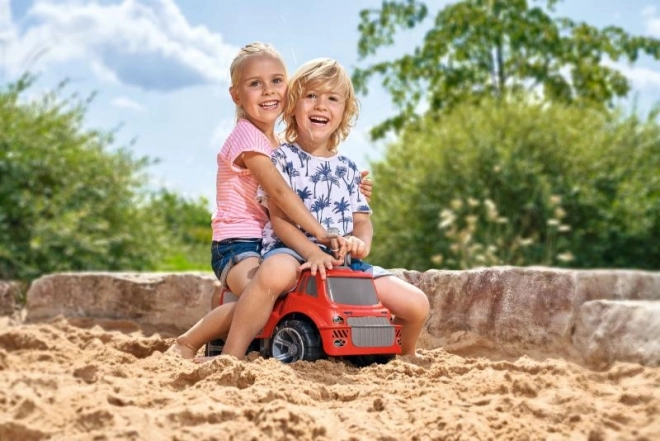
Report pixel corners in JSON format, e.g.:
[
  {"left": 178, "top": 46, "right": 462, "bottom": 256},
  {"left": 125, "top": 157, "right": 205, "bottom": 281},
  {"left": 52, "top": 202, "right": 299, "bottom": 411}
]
[{"left": 212, "top": 119, "right": 275, "bottom": 241}]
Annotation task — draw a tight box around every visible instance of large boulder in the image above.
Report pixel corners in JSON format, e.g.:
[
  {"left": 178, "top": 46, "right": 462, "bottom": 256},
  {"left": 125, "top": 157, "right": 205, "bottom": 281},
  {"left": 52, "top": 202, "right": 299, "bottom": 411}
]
[
  {"left": 573, "top": 300, "right": 660, "bottom": 368},
  {"left": 25, "top": 272, "right": 221, "bottom": 336}
]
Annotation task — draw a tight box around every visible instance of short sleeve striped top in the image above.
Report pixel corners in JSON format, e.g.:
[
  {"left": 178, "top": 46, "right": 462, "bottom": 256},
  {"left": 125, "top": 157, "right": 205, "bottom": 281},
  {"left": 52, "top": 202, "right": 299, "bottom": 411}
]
[{"left": 211, "top": 119, "right": 275, "bottom": 241}]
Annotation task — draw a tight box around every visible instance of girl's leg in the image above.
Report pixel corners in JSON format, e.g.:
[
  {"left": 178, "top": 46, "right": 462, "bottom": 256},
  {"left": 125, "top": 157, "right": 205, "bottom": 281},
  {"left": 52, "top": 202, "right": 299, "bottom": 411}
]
[
  {"left": 168, "top": 257, "right": 261, "bottom": 359},
  {"left": 221, "top": 254, "right": 299, "bottom": 359},
  {"left": 374, "top": 276, "right": 430, "bottom": 356}
]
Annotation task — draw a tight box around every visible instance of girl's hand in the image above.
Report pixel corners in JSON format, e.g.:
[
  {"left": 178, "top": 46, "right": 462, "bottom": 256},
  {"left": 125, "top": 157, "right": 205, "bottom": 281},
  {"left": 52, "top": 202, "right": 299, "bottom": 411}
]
[
  {"left": 316, "top": 227, "right": 347, "bottom": 261},
  {"left": 359, "top": 170, "right": 373, "bottom": 203},
  {"left": 299, "top": 249, "right": 343, "bottom": 280}
]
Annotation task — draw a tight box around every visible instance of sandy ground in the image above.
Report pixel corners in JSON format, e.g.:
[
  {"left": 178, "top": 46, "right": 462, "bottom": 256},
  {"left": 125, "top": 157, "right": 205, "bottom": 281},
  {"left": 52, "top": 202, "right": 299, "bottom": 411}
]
[{"left": 0, "top": 313, "right": 658, "bottom": 441}]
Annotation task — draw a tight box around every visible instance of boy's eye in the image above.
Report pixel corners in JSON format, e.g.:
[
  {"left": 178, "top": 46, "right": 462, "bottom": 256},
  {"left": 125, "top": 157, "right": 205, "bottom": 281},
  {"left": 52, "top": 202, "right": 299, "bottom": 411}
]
[
  {"left": 273, "top": 78, "right": 283, "bottom": 84},
  {"left": 249, "top": 80, "right": 261, "bottom": 87}
]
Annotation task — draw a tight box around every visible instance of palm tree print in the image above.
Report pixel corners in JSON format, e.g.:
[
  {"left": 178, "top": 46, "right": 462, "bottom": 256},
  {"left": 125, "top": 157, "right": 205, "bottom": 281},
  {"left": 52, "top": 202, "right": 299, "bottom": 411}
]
[
  {"left": 333, "top": 197, "right": 351, "bottom": 232},
  {"left": 310, "top": 194, "right": 331, "bottom": 222},
  {"left": 297, "top": 186, "right": 312, "bottom": 203}
]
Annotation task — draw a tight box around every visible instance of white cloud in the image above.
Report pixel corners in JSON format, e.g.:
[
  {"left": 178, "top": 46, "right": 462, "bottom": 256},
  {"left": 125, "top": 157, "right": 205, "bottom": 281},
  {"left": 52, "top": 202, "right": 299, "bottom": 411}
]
[
  {"left": 614, "top": 62, "right": 660, "bottom": 89},
  {"left": 642, "top": 6, "right": 660, "bottom": 37},
  {"left": 2, "top": 0, "right": 237, "bottom": 91},
  {"left": 111, "top": 96, "right": 144, "bottom": 112}
]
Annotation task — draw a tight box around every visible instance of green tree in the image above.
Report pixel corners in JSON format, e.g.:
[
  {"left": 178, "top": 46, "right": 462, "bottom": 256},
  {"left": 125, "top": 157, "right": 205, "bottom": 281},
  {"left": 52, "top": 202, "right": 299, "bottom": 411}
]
[
  {"left": 0, "top": 75, "right": 169, "bottom": 281},
  {"left": 354, "top": 0, "right": 660, "bottom": 138},
  {"left": 368, "top": 99, "right": 660, "bottom": 270}
]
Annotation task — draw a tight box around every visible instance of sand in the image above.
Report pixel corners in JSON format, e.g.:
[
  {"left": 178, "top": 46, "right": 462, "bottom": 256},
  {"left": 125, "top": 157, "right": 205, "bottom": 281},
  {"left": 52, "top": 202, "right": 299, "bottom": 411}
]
[{"left": 0, "top": 313, "right": 658, "bottom": 441}]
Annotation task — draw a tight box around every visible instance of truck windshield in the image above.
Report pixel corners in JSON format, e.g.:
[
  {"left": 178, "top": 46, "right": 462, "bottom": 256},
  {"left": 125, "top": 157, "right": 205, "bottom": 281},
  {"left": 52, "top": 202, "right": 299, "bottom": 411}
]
[{"left": 326, "top": 277, "right": 379, "bottom": 306}]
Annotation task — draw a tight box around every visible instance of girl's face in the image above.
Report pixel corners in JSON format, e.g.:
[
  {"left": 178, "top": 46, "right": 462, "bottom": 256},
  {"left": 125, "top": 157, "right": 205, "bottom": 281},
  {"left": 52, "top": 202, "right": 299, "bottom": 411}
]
[
  {"left": 230, "top": 55, "right": 287, "bottom": 130},
  {"left": 294, "top": 85, "right": 345, "bottom": 154}
]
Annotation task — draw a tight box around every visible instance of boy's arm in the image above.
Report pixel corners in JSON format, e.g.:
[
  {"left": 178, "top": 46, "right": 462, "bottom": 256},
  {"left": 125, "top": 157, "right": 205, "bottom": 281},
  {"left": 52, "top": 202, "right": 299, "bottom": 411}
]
[
  {"left": 269, "top": 203, "right": 343, "bottom": 279},
  {"left": 345, "top": 212, "right": 373, "bottom": 259}
]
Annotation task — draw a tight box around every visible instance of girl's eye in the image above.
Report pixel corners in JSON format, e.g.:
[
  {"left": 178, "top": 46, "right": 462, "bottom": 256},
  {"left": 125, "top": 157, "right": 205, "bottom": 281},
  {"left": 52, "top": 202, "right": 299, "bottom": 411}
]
[
  {"left": 249, "top": 80, "right": 261, "bottom": 87},
  {"left": 273, "top": 78, "right": 283, "bottom": 84},
  {"left": 306, "top": 93, "right": 317, "bottom": 99}
]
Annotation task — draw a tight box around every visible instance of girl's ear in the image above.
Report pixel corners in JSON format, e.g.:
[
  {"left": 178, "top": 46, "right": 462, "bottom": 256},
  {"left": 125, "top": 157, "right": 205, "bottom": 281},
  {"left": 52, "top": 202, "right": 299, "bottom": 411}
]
[{"left": 229, "top": 86, "right": 240, "bottom": 105}]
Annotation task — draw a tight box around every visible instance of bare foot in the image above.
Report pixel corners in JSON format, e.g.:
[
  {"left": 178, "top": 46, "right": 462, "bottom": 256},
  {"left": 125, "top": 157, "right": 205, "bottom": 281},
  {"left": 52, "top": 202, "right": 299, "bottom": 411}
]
[
  {"left": 164, "top": 338, "right": 198, "bottom": 359},
  {"left": 194, "top": 355, "right": 222, "bottom": 364}
]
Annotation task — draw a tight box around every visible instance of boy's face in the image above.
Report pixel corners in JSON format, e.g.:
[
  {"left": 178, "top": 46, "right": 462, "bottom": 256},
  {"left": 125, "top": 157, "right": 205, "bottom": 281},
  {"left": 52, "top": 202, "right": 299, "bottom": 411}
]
[
  {"left": 294, "top": 84, "right": 345, "bottom": 152},
  {"left": 230, "top": 55, "right": 287, "bottom": 129}
]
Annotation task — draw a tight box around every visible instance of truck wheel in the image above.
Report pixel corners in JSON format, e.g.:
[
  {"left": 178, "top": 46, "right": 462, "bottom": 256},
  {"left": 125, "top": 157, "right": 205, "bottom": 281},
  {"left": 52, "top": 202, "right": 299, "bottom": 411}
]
[
  {"left": 347, "top": 354, "right": 396, "bottom": 367},
  {"left": 205, "top": 338, "right": 259, "bottom": 357},
  {"left": 205, "top": 338, "right": 225, "bottom": 357},
  {"left": 270, "top": 320, "right": 323, "bottom": 363}
]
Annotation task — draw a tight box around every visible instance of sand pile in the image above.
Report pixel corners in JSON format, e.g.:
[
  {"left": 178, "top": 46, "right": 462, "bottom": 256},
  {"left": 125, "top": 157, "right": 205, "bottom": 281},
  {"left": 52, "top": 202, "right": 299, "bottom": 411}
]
[{"left": 1, "top": 314, "right": 658, "bottom": 440}]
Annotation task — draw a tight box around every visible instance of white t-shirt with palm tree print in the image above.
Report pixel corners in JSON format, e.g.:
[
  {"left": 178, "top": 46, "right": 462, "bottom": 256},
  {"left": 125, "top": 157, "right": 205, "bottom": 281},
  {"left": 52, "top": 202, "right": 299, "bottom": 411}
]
[{"left": 259, "top": 142, "right": 371, "bottom": 255}]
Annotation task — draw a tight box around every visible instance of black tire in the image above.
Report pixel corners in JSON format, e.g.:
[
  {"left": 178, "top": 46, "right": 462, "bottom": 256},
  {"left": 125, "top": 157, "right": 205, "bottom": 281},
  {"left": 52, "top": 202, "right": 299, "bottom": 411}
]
[
  {"left": 347, "top": 354, "right": 396, "bottom": 368},
  {"left": 205, "top": 338, "right": 225, "bottom": 357},
  {"left": 205, "top": 338, "right": 260, "bottom": 357},
  {"left": 270, "top": 319, "right": 323, "bottom": 363}
]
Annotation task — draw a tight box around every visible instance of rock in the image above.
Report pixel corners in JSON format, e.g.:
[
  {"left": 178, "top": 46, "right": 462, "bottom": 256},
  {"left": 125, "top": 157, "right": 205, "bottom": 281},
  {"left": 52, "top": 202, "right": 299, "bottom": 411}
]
[
  {"left": 392, "top": 267, "right": 660, "bottom": 362},
  {"left": 25, "top": 272, "right": 222, "bottom": 336},
  {"left": 0, "top": 281, "right": 23, "bottom": 316},
  {"left": 573, "top": 300, "right": 660, "bottom": 369}
]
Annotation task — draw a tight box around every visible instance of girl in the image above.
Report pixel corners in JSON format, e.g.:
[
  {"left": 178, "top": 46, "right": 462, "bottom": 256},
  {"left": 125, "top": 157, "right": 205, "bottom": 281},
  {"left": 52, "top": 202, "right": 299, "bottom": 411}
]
[
  {"left": 168, "top": 43, "right": 370, "bottom": 359},
  {"left": 222, "top": 58, "right": 430, "bottom": 358}
]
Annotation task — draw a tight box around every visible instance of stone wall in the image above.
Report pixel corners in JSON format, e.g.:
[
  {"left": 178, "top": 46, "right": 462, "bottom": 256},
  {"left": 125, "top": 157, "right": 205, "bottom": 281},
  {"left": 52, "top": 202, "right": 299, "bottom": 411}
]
[{"left": 2, "top": 266, "right": 659, "bottom": 368}]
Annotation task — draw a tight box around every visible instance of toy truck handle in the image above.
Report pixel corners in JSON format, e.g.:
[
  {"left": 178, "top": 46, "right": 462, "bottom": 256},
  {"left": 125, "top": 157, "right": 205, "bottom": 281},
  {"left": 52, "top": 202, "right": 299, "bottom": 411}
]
[{"left": 325, "top": 227, "right": 352, "bottom": 267}]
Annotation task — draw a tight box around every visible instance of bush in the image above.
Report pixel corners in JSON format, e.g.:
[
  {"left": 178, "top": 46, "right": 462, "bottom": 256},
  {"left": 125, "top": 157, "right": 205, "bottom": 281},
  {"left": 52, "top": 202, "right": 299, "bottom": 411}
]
[
  {"left": 0, "top": 75, "right": 169, "bottom": 280},
  {"left": 368, "top": 99, "right": 660, "bottom": 270}
]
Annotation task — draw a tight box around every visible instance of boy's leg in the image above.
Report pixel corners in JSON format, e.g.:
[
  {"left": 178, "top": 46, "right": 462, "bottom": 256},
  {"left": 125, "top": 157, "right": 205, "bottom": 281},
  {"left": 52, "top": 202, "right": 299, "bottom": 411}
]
[
  {"left": 374, "top": 276, "right": 430, "bottom": 356},
  {"left": 221, "top": 254, "right": 299, "bottom": 359}
]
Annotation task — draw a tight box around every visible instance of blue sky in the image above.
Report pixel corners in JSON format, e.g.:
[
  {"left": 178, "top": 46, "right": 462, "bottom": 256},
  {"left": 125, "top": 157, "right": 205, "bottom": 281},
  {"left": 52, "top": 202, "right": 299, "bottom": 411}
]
[{"left": 2, "top": 0, "right": 659, "bottom": 206}]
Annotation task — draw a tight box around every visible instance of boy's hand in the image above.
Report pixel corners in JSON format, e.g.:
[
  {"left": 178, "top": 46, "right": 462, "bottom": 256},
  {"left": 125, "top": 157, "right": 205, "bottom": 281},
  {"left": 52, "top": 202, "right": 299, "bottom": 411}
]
[
  {"left": 359, "top": 170, "right": 373, "bottom": 202},
  {"left": 345, "top": 236, "right": 368, "bottom": 259},
  {"left": 299, "top": 248, "right": 343, "bottom": 280}
]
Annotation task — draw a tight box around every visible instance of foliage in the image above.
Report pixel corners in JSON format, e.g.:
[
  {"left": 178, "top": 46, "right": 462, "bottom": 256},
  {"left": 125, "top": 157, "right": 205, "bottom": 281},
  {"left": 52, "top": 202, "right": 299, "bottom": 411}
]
[
  {"left": 0, "top": 75, "right": 169, "bottom": 281},
  {"left": 367, "top": 99, "right": 660, "bottom": 271},
  {"left": 354, "top": 0, "right": 660, "bottom": 139},
  {"left": 148, "top": 189, "right": 212, "bottom": 271}
]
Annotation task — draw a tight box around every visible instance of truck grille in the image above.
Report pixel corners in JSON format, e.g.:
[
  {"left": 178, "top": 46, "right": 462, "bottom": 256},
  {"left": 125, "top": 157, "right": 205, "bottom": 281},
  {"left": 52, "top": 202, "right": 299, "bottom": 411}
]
[{"left": 346, "top": 317, "right": 395, "bottom": 347}]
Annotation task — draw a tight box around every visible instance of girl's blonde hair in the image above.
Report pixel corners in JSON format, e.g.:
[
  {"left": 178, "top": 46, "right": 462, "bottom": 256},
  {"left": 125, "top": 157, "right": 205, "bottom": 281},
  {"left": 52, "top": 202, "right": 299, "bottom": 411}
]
[
  {"left": 229, "top": 42, "right": 287, "bottom": 121},
  {"left": 283, "top": 58, "right": 359, "bottom": 151}
]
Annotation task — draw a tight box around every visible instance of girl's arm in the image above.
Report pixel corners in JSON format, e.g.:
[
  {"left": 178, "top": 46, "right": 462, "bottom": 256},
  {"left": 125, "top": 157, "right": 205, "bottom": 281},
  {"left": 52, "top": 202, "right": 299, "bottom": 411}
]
[
  {"left": 269, "top": 203, "right": 342, "bottom": 279},
  {"left": 242, "top": 152, "right": 329, "bottom": 242}
]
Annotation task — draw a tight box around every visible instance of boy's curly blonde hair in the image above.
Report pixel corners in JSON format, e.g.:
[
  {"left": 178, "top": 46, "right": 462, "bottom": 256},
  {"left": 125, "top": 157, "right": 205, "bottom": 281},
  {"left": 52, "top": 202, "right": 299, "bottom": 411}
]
[
  {"left": 283, "top": 58, "right": 359, "bottom": 151},
  {"left": 229, "top": 42, "right": 287, "bottom": 121}
]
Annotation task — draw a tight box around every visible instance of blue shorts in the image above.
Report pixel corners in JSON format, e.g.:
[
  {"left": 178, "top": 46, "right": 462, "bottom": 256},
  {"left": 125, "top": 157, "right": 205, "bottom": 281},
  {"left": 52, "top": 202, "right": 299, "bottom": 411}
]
[
  {"left": 263, "top": 245, "right": 391, "bottom": 278},
  {"left": 211, "top": 239, "right": 262, "bottom": 286}
]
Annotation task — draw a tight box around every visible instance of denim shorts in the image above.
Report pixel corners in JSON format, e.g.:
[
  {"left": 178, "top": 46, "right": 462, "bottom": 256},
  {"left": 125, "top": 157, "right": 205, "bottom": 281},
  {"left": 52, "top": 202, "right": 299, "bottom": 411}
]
[
  {"left": 211, "top": 238, "right": 262, "bottom": 286},
  {"left": 263, "top": 245, "right": 391, "bottom": 278}
]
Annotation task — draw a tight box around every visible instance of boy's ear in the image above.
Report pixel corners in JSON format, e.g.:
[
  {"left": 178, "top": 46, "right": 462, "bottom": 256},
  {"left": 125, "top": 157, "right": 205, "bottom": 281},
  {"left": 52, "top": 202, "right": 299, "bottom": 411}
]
[{"left": 229, "top": 86, "right": 240, "bottom": 105}]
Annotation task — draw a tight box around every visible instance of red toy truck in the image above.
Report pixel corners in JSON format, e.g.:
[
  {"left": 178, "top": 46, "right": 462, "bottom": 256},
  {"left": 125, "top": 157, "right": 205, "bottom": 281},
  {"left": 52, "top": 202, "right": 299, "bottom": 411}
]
[{"left": 206, "top": 262, "right": 402, "bottom": 365}]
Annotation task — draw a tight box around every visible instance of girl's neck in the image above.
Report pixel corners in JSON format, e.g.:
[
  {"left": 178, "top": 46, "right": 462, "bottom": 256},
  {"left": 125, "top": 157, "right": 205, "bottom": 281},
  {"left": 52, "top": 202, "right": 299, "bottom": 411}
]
[{"left": 244, "top": 117, "right": 279, "bottom": 147}]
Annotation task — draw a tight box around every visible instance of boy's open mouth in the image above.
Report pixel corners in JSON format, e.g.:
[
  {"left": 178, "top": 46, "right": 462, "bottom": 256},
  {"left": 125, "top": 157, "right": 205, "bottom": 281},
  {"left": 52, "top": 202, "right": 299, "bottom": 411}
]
[{"left": 310, "top": 116, "right": 328, "bottom": 125}]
